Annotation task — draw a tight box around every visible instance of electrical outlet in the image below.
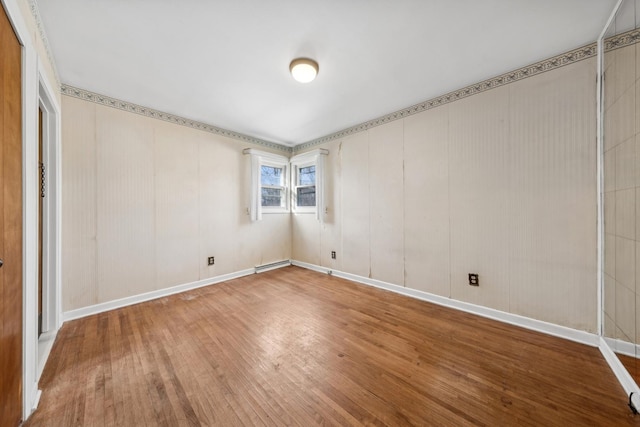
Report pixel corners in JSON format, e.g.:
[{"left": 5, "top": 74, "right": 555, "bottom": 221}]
[
  {"left": 331, "top": 251, "right": 336, "bottom": 259},
  {"left": 468, "top": 273, "right": 479, "bottom": 286},
  {"left": 208, "top": 256, "right": 215, "bottom": 266}
]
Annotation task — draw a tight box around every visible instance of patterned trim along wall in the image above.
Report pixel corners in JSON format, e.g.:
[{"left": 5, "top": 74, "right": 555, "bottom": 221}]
[
  {"left": 60, "top": 84, "right": 293, "bottom": 153},
  {"left": 59, "top": 29, "right": 640, "bottom": 154}
]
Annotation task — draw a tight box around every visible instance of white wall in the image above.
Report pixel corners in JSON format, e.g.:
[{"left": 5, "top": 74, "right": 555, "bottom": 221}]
[
  {"left": 61, "top": 96, "right": 291, "bottom": 312},
  {"left": 293, "top": 57, "right": 598, "bottom": 332}
]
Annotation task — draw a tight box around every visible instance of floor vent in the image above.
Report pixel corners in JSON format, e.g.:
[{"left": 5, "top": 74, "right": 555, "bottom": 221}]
[{"left": 255, "top": 260, "right": 291, "bottom": 274}]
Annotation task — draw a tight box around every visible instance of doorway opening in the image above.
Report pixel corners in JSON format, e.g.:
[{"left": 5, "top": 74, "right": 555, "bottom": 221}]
[{"left": 36, "top": 78, "right": 60, "bottom": 376}]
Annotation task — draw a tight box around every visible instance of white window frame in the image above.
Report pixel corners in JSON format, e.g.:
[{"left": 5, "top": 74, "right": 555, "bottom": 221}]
[
  {"left": 292, "top": 160, "right": 317, "bottom": 214},
  {"left": 243, "top": 148, "right": 290, "bottom": 220},
  {"left": 260, "top": 158, "right": 289, "bottom": 214},
  {"left": 244, "top": 148, "right": 328, "bottom": 221},
  {"left": 290, "top": 149, "right": 329, "bottom": 221}
]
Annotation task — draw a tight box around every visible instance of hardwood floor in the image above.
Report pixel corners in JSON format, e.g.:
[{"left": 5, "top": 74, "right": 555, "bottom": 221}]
[{"left": 26, "top": 266, "right": 640, "bottom": 426}]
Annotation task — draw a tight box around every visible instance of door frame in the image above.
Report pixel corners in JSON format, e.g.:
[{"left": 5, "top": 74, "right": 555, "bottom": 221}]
[
  {"left": 0, "top": 0, "right": 61, "bottom": 421},
  {"left": 35, "top": 74, "right": 61, "bottom": 375}
]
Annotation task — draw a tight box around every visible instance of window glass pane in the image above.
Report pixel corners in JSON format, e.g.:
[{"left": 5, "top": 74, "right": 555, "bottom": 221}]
[
  {"left": 261, "top": 165, "right": 283, "bottom": 186},
  {"left": 298, "top": 165, "right": 315, "bottom": 186},
  {"left": 297, "top": 186, "right": 316, "bottom": 207},
  {"left": 261, "top": 187, "right": 282, "bottom": 207}
]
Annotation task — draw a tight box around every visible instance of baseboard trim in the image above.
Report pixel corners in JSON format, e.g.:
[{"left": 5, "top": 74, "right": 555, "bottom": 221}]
[
  {"left": 62, "top": 268, "right": 256, "bottom": 322},
  {"left": 603, "top": 336, "right": 640, "bottom": 359},
  {"left": 32, "top": 389, "right": 42, "bottom": 411},
  {"left": 291, "top": 260, "right": 600, "bottom": 347},
  {"left": 37, "top": 329, "right": 58, "bottom": 379},
  {"left": 255, "top": 260, "right": 292, "bottom": 273},
  {"left": 599, "top": 337, "right": 640, "bottom": 409}
]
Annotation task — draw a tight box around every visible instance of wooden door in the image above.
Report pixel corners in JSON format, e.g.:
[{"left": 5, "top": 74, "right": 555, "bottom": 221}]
[{"left": 0, "top": 2, "right": 23, "bottom": 425}]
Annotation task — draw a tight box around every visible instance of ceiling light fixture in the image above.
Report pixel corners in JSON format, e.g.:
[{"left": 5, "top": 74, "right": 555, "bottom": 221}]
[{"left": 290, "top": 58, "right": 319, "bottom": 83}]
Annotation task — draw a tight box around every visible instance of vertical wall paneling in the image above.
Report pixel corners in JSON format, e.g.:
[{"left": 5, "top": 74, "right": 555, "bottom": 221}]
[
  {"left": 96, "top": 106, "right": 156, "bottom": 303},
  {"left": 198, "top": 134, "right": 242, "bottom": 278},
  {"left": 61, "top": 96, "right": 97, "bottom": 309},
  {"left": 403, "top": 106, "right": 450, "bottom": 297},
  {"left": 508, "top": 59, "right": 597, "bottom": 331},
  {"left": 448, "top": 86, "right": 511, "bottom": 312},
  {"left": 368, "top": 120, "right": 405, "bottom": 285},
  {"left": 319, "top": 140, "right": 342, "bottom": 270},
  {"left": 292, "top": 213, "right": 321, "bottom": 266},
  {"left": 155, "top": 120, "right": 200, "bottom": 288},
  {"left": 340, "top": 132, "right": 371, "bottom": 277},
  {"left": 258, "top": 214, "right": 292, "bottom": 266},
  {"left": 234, "top": 154, "right": 262, "bottom": 269}
]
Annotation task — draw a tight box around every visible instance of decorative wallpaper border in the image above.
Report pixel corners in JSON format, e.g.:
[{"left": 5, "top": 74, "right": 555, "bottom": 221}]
[
  {"left": 61, "top": 85, "right": 293, "bottom": 153},
  {"left": 604, "top": 28, "right": 640, "bottom": 51},
  {"left": 30, "top": 0, "right": 61, "bottom": 85}
]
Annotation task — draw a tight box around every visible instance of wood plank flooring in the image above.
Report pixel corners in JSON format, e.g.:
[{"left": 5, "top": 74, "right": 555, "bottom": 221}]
[{"left": 25, "top": 266, "right": 640, "bottom": 426}]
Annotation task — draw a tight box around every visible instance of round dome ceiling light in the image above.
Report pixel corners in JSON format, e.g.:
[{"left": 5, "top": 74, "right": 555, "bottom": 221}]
[{"left": 290, "top": 58, "right": 319, "bottom": 83}]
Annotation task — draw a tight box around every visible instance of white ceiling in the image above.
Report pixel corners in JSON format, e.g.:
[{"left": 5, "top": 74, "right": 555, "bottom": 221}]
[{"left": 38, "top": 0, "right": 616, "bottom": 146}]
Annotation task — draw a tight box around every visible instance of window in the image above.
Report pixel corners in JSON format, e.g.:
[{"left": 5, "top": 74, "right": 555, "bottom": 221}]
[
  {"left": 261, "top": 163, "right": 286, "bottom": 208},
  {"left": 290, "top": 149, "right": 328, "bottom": 218},
  {"left": 244, "top": 149, "right": 289, "bottom": 220},
  {"left": 244, "top": 148, "right": 328, "bottom": 221},
  {"left": 294, "top": 163, "right": 316, "bottom": 209}
]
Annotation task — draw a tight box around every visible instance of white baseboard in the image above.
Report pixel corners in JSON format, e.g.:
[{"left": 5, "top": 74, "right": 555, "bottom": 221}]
[
  {"left": 604, "top": 336, "right": 640, "bottom": 359},
  {"left": 37, "top": 329, "right": 58, "bottom": 379},
  {"left": 292, "top": 260, "right": 328, "bottom": 275},
  {"left": 599, "top": 337, "right": 640, "bottom": 409},
  {"left": 63, "top": 268, "right": 256, "bottom": 322},
  {"left": 291, "top": 260, "right": 600, "bottom": 347},
  {"left": 32, "top": 389, "right": 42, "bottom": 411}
]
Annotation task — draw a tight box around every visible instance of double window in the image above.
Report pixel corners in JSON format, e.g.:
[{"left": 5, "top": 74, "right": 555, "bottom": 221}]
[{"left": 244, "top": 148, "right": 328, "bottom": 221}]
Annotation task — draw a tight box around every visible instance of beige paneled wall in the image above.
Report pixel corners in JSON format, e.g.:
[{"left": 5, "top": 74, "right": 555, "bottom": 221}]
[
  {"left": 340, "top": 132, "right": 370, "bottom": 277},
  {"left": 96, "top": 106, "right": 156, "bottom": 302},
  {"left": 61, "top": 96, "right": 97, "bottom": 309},
  {"left": 319, "top": 140, "right": 343, "bottom": 269},
  {"left": 293, "top": 57, "right": 598, "bottom": 332},
  {"left": 62, "top": 95, "right": 292, "bottom": 311},
  {"left": 449, "top": 85, "right": 511, "bottom": 313},
  {"left": 508, "top": 61, "right": 597, "bottom": 328},
  {"left": 603, "top": 42, "right": 640, "bottom": 344},
  {"left": 403, "top": 105, "right": 450, "bottom": 297},
  {"left": 369, "top": 120, "right": 404, "bottom": 285}
]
